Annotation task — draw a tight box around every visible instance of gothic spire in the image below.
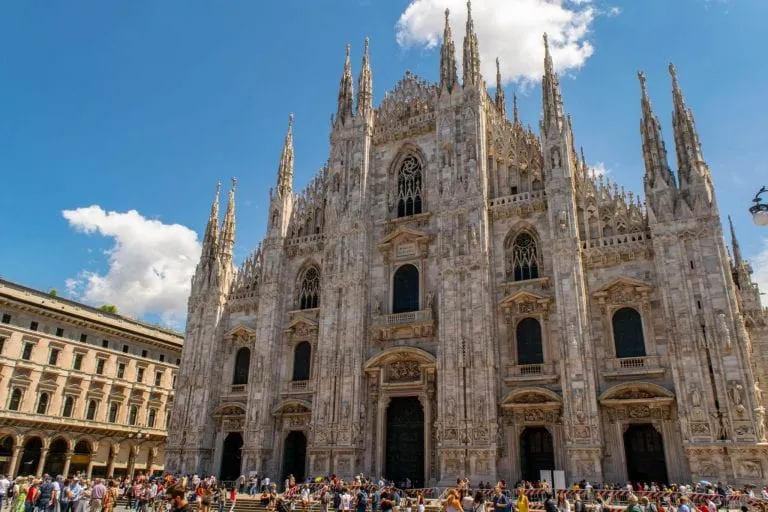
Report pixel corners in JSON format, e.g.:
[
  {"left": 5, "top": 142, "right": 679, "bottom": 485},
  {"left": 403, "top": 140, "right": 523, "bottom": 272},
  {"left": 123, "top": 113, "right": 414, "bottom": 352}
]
[
  {"left": 277, "top": 113, "right": 294, "bottom": 197},
  {"left": 729, "top": 215, "right": 743, "bottom": 267},
  {"left": 201, "top": 181, "right": 221, "bottom": 264},
  {"left": 495, "top": 58, "right": 507, "bottom": 117},
  {"left": 541, "top": 33, "right": 564, "bottom": 134},
  {"left": 336, "top": 44, "right": 354, "bottom": 124},
  {"left": 440, "top": 8, "right": 458, "bottom": 91},
  {"left": 356, "top": 37, "right": 373, "bottom": 117},
  {"left": 219, "top": 177, "right": 236, "bottom": 260},
  {"left": 462, "top": 0, "right": 480, "bottom": 87},
  {"left": 512, "top": 93, "right": 520, "bottom": 126},
  {"left": 638, "top": 71, "right": 675, "bottom": 191},
  {"left": 669, "top": 63, "right": 707, "bottom": 187}
]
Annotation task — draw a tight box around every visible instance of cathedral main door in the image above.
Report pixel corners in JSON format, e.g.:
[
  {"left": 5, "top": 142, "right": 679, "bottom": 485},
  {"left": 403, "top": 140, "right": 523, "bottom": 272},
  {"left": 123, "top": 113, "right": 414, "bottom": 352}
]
[
  {"left": 624, "top": 424, "right": 668, "bottom": 484},
  {"left": 220, "top": 432, "right": 243, "bottom": 481},
  {"left": 386, "top": 396, "right": 424, "bottom": 487},
  {"left": 520, "top": 427, "right": 555, "bottom": 482},
  {"left": 282, "top": 431, "right": 307, "bottom": 483}
]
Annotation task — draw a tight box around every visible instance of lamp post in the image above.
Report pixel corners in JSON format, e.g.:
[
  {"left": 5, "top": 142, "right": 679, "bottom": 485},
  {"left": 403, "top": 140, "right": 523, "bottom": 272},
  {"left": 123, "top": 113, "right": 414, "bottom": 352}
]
[{"left": 750, "top": 186, "right": 768, "bottom": 226}]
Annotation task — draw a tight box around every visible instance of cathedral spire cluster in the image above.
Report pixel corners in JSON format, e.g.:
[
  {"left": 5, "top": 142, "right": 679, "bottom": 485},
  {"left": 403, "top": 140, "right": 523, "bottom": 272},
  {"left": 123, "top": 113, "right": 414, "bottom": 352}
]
[
  {"left": 541, "top": 33, "right": 565, "bottom": 134},
  {"left": 638, "top": 70, "right": 675, "bottom": 192},
  {"left": 336, "top": 44, "right": 355, "bottom": 124},
  {"left": 439, "top": 8, "right": 458, "bottom": 91},
  {"left": 495, "top": 58, "right": 506, "bottom": 117},
  {"left": 356, "top": 38, "right": 373, "bottom": 116},
  {"left": 462, "top": 0, "right": 481, "bottom": 87},
  {"left": 277, "top": 113, "right": 295, "bottom": 198},
  {"left": 669, "top": 63, "right": 709, "bottom": 190}
]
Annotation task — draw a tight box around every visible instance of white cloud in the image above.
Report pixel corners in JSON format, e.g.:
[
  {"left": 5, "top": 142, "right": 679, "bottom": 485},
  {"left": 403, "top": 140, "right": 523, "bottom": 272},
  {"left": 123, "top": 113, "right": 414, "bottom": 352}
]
[
  {"left": 63, "top": 206, "right": 201, "bottom": 328},
  {"left": 589, "top": 161, "right": 610, "bottom": 177},
  {"left": 752, "top": 240, "right": 768, "bottom": 296},
  {"left": 396, "top": 0, "right": 607, "bottom": 84}
]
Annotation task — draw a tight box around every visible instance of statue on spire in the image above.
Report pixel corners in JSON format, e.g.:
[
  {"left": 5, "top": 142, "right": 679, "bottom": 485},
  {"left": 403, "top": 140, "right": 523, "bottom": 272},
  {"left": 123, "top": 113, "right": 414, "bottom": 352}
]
[
  {"left": 356, "top": 37, "right": 373, "bottom": 116},
  {"left": 439, "top": 8, "right": 458, "bottom": 91},
  {"left": 336, "top": 44, "right": 354, "bottom": 125},
  {"left": 495, "top": 58, "right": 506, "bottom": 117},
  {"left": 462, "top": 0, "right": 480, "bottom": 87}
]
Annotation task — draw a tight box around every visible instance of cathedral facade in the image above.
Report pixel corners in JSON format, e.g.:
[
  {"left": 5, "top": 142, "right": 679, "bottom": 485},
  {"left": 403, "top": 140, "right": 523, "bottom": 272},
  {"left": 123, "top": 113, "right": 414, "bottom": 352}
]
[{"left": 166, "top": 4, "right": 768, "bottom": 487}]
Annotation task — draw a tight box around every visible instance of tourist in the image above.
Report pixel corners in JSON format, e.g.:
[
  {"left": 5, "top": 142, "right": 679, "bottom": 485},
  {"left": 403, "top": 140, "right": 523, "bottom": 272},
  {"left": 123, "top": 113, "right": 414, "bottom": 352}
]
[
  {"left": 167, "top": 488, "right": 192, "bottom": 512},
  {"left": 556, "top": 492, "right": 571, "bottom": 512},
  {"left": 103, "top": 480, "right": 118, "bottom": 512},
  {"left": 517, "top": 488, "right": 529, "bottom": 512},
  {"left": 444, "top": 489, "right": 463, "bottom": 512},
  {"left": 228, "top": 486, "right": 238, "bottom": 512},
  {"left": 626, "top": 495, "right": 642, "bottom": 512},
  {"left": 11, "top": 478, "right": 26, "bottom": 512},
  {"left": 217, "top": 486, "right": 227, "bottom": 512},
  {"left": 354, "top": 486, "right": 367, "bottom": 512},
  {"left": 37, "top": 476, "right": 57, "bottom": 512},
  {"left": 340, "top": 488, "right": 352, "bottom": 512},
  {"left": 380, "top": 487, "right": 396, "bottom": 512},
  {"left": 416, "top": 491, "right": 425, "bottom": 512},
  {"left": 90, "top": 478, "right": 107, "bottom": 512}
]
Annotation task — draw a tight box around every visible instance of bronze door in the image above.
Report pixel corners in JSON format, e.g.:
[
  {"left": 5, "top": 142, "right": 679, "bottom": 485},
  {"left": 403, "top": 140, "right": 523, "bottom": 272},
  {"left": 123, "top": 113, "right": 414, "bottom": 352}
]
[
  {"left": 624, "top": 424, "right": 668, "bottom": 484},
  {"left": 386, "top": 397, "right": 424, "bottom": 487}
]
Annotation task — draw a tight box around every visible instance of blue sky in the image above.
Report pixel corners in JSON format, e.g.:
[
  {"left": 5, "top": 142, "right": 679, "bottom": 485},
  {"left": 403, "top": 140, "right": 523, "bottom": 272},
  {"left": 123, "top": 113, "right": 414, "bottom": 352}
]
[{"left": 1, "top": 0, "right": 766, "bottom": 327}]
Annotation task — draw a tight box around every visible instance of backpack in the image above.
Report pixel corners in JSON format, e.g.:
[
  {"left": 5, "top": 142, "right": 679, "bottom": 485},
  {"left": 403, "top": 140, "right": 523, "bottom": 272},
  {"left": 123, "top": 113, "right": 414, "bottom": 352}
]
[
  {"left": 333, "top": 492, "right": 342, "bottom": 509},
  {"left": 358, "top": 492, "right": 368, "bottom": 508},
  {"left": 393, "top": 493, "right": 400, "bottom": 506}
]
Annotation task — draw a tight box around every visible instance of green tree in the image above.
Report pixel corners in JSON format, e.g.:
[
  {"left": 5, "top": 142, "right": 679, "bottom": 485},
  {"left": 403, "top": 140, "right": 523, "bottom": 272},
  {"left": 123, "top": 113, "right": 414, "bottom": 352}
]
[
  {"left": 48, "top": 289, "right": 58, "bottom": 296},
  {"left": 98, "top": 304, "right": 118, "bottom": 314}
]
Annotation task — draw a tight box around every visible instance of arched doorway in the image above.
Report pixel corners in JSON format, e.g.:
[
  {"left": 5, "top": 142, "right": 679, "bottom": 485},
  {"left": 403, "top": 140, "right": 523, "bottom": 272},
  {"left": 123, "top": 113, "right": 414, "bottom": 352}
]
[
  {"left": 520, "top": 427, "right": 554, "bottom": 482},
  {"left": 20, "top": 437, "right": 42, "bottom": 476},
  {"left": 624, "top": 424, "right": 668, "bottom": 484},
  {"left": 282, "top": 431, "right": 306, "bottom": 483},
  {"left": 386, "top": 397, "right": 424, "bottom": 487},
  {"left": 44, "top": 438, "right": 69, "bottom": 476},
  {"left": 70, "top": 440, "right": 92, "bottom": 476},
  {"left": 220, "top": 432, "right": 243, "bottom": 481},
  {"left": 0, "top": 436, "right": 14, "bottom": 476}
]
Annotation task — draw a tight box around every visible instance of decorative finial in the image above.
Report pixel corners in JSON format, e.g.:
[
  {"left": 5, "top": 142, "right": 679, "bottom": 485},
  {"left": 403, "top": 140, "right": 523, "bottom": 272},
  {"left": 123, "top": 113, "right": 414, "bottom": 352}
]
[
  {"left": 638, "top": 70, "right": 647, "bottom": 90},
  {"left": 445, "top": 7, "right": 449, "bottom": 21},
  {"left": 543, "top": 32, "right": 548, "bottom": 47},
  {"left": 364, "top": 37, "right": 369, "bottom": 52},
  {"left": 513, "top": 93, "right": 519, "bottom": 124},
  {"left": 668, "top": 62, "right": 677, "bottom": 79},
  {"left": 288, "top": 112, "right": 294, "bottom": 128},
  {"left": 231, "top": 176, "right": 237, "bottom": 189},
  {"left": 216, "top": 180, "right": 222, "bottom": 195},
  {"left": 346, "top": 43, "right": 351, "bottom": 58}
]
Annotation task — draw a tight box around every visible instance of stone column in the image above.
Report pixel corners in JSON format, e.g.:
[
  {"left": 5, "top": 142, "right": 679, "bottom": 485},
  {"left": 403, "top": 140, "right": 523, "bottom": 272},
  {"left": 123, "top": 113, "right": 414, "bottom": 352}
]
[
  {"left": 35, "top": 450, "right": 47, "bottom": 477},
  {"left": 106, "top": 443, "right": 120, "bottom": 478},
  {"left": 62, "top": 453, "right": 72, "bottom": 478},
  {"left": 86, "top": 460, "right": 95, "bottom": 480},
  {"left": 126, "top": 445, "right": 138, "bottom": 478},
  {"left": 9, "top": 445, "right": 22, "bottom": 478},
  {"left": 146, "top": 446, "right": 157, "bottom": 475}
]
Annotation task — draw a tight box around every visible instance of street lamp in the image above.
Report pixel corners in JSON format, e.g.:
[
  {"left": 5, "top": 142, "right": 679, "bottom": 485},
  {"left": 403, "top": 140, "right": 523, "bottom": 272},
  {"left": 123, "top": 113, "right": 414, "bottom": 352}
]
[{"left": 750, "top": 186, "right": 768, "bottom": 226}]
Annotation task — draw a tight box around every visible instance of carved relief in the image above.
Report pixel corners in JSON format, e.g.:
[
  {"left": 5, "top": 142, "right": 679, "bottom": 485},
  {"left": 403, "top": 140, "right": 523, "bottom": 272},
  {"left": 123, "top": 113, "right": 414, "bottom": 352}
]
[{"left": 387, "top": 360, "right": 421, "bottom": 382}]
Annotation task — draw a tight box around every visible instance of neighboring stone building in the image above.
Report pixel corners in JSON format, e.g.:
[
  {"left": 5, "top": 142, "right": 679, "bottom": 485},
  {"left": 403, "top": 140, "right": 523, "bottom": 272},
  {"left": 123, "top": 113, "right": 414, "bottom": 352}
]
[
  {"left": 167, "top": 4, "right": 768, "bottom": 486},
  {"left": 0, "top": 278, "right": 182, "bottom": 478}
]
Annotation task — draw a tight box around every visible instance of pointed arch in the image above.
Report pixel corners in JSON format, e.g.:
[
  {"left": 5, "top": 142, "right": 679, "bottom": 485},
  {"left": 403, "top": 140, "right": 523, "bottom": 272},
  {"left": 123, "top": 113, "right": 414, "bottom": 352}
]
[
  {"left": 391, "top": 144, "right": 427, "bottom": 218},
  {"left": 297, "top": 263, "right": 321, "bottom": 310},
  {"left": 504, "top": 227, "right": 541, "bottom": 281}
]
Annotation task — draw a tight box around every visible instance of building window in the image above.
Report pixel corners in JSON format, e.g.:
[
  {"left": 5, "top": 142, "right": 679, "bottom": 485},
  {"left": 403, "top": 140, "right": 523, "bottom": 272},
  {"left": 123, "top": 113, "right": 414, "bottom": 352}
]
[
  {"left": 165, "top": 410, "right": 171, "bottom": 428},
  {"left": 96, "top": 359, "right": 105, "bottom": 375},
  {"left": 507, "top": 232, "right": 540, "bottom": 281},
  {"left": 8, "top": 388, "right": 22, "bottom": 411},
  {"left": 136, "top": 368, "right": 144, "bottom": 383},
  {"left": 102, "top": 339, "right": 109, "bottom": 348},
  {"left": 29, "top": 321, "right": 38, "bottom": 331},
  {"left": 612, "top": 307, "right": 646, "bottom": 358},
  {"left": 159, "top": 354, "right": 165, "bottom": 362},
  {"left": 172, "top": 374, "right": 177, "bottom": 387},
  {"left": 36, "top": 393, "right": 49, "bottom": 415},
  {"left": 21, "top": 343, "right": 33, "bottom": 361},
  {"left": 73, "top": 353, "right": 83, "bottom": 371},
  {"left": 62, "top": 396, "right": 74, "bottom": 417},
  {"left": 108, "top": 402, "right": 119, "bottom": 423},
  {"left": 154, "top": 371, "right": 163, "bottom": 386},
  {"left": 80, "top": 334, "right": 88, "bottom": 343},
  {"left": 516, "top": 318, "right": 544, "bottom": 365},
  {"left": 128, "top": 405, "right": 138, "bottom": 425},
  {"left": 117, "top": 363, "right": 125, "bottom": 379},
  {"left": 1, "top": 314, "right": 10, "bottom": 324},
  {"left": 232, "top": 347, "right": 250, "bottom": 385},
  {"left": 292, "top": 342, "right": 311, "bottom": 381},
  {"left": 56, "top": 328, "right": 64, "bottom": 337},
  {"left": 86, "top": 400, "right": 98, "bottom": 420},
  {"left": 392, "top": 264, "right": 419, "bottom": 314},
  {"left": 122, "top": 345, "right": 129, "bottom": 353},
  {"left": 396, "top": 155, "right": 423, "bottom": 217},
  {"left": 48, "top": 349, "right": 60, "bottom": 366},
  {"left": 0, "top": 337, "right": 4, "bottom": 354},
  {"left": 298, "top": 267, "right": 320, "bottom": 310},
  {"left": 141, "top": 349, "right": 147, "bottom": 358},
  {"left": 147, "top": 408, "right": 157, "bottom": 428}
]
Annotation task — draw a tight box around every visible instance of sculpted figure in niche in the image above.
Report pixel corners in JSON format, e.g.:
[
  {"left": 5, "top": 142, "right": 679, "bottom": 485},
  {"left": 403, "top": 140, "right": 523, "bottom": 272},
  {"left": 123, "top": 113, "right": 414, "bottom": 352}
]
[
  {"left": 756, "top": 379, "right": 764, "bottom": 405},
  {"left": 730, "top": 384, "right": 744, "bottom": 406},
  {"left": 755, "top": 407, "right": 767, "bottom": 442},
  {"left": 690, "top": 386, "right": 702, "bottom": 408},
  {"left": 426, "top": 292, "right": 434, "bottom": 310},
  {"left": 551, "top": 147, "right": 561, "bottom": 168},
  {"left": 573, "top": 388, "right": 585, "bottom": 413},
  {"left": 374, "top": 298, "right": 381, "bottom": 315}
]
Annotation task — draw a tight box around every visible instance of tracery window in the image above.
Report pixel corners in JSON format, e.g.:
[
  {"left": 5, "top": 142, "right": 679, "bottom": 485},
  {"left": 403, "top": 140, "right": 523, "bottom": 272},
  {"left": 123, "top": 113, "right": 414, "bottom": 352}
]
[
  {"left": 612, "top": 307, "right": 646, "bottom": 358},
  {"left": 8, "top": 388, "right": 21, "bottom": 411},
  {"left": 298, "top": 267, "right": 320, "bottom": 310},
  {"left": 232, "top": 347, "right": 250, "bottom": 385},
  {"left": 506, "top": 232, "right": 540, "bottom": 281},
  {"left": 397, "top": 155, "right": 423, "bottom": 217},
  {"left": 516, "top": 318, "right": 544, "bottom": 365},
  {"left": 292, "top": 342, "right": 312, "bottom": 381}
]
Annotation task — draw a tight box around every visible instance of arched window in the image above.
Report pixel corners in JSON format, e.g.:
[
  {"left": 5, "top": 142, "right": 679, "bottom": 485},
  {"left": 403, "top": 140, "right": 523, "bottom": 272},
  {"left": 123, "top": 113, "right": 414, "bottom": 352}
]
[
  {"left": 36, "top": 393, "right": 49, "bottom": 415},
  {"left": 397, "top": 155, "right": 423, "bottom": 218},
  {"left": 128, "top": 405, "right": 138, "bottom": 426},
  {"left": 8, "top": 388, "right": 22, "bottom": 411},
  {"left": 232, "top": 347, "right": 251, "bottom": 385},
  {"left": 86, "top": 400, "right": 98, "bottom": 420},
  {"left": 62, "top": 396, "right": 74, "bottom": 417},
  {"left": 392, "top": 264, "right": 419, "bottom": 314},
  {"left": 516, "top": 318, "right": 544, "bottom": 365},
  {"left": 165, "top": 410, "right": 171, "bottom": 428},
  {"left": 612, "top": 307, "right": 646, "bottom": 358},
  {"left": 108, "top": 402, "right": 119, "bottom": 423},
  {"left": 292, "top": 342, "right": 312, "bottom": 381},
  {"left": 506, "top": 232, "right": 540, "bottom": 281},
  {"left": 298, "top": 267, "right": 320, "bottom": 310},
  {"left": 147, "top": 408, "right": 157, "bottom": 428}
]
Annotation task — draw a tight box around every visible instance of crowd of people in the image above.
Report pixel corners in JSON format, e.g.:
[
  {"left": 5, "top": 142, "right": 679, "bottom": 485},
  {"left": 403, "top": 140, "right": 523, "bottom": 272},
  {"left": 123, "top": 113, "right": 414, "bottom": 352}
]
[{"left": 0, "top": 472, "right": 767, "bottom": 512}]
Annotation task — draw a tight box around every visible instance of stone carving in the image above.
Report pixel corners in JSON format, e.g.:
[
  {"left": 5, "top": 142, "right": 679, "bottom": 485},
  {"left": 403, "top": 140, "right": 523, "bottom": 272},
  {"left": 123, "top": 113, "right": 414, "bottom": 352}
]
[
  {"left": 690, "top": 386, "right": 702, "bottom": 408},
  {"left": 388, "top": 360, "right": 420, "bottom": 382},
  {"left": 690, "top": 422, "right": 711, "bottom": 435},
  {"left": 426, "top": 292, "right": 434, "bottom": 310},
  {"left": 615, "top": 389, "right": 654, "bottom": 400},
  {"left": 717, "top": 313, "right": 732, "bottom": 351},
  {"left": 558, "top": 211, "right": 568, "bottom": 233},
  {"left": 573, "top": 388, "right": 585, "bottom": 413},
  {"left": 756, "top": 380, "right": 764, "bottom": 405},
  {"left": 551, "top": 147, "right": 561, "bottom": 168},
  {"left": 730, "top": 383, "right": 744, "bottom": 406},
  {"left": 628, "top": 405, "right": 651, "bottom": 418},
  {"left": 755, "top": 407, "right": 767, "bottom": 442},
  {"left": 740, "top": 460, "right": 762, "bottom": 478}
]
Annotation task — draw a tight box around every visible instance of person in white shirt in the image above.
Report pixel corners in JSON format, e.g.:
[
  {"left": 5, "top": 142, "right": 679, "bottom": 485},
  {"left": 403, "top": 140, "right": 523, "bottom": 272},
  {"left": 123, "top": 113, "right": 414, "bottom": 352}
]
[
  {"left": 341, "top": 489, "right": 352, "bottom": 512},
  {"left": 0, "top": 475, "right": 9, "bottom": 511}
]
